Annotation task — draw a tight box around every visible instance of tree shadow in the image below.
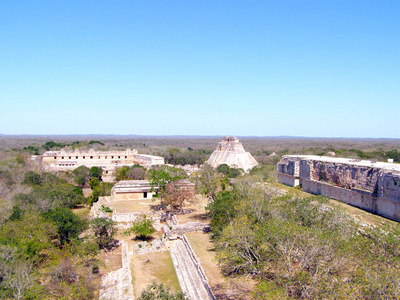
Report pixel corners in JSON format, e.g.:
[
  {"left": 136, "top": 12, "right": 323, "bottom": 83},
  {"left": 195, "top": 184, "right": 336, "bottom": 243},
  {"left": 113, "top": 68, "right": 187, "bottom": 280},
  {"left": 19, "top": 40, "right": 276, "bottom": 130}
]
[
  {"left": 133, "top": 236, "right": 155, "bottom": 242},
  {"left": 188, "top": 213, "right": 210, "bottom": 222}
]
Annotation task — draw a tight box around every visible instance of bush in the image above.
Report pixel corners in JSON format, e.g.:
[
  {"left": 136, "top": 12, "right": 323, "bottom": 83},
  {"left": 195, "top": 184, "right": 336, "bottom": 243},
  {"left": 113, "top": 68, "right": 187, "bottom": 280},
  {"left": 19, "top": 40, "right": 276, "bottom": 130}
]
[
  {"left": 100, "top": 205, "right": 113, "bottom": 213},
  {"left": 22, "top": 171, "right": 42, "bottom": 186},
  {"left": 124, "top": 215, "right": 155, "bottom": 240},
  {"left": 8, "top": 206, "right": 24, "bottom": 221}
]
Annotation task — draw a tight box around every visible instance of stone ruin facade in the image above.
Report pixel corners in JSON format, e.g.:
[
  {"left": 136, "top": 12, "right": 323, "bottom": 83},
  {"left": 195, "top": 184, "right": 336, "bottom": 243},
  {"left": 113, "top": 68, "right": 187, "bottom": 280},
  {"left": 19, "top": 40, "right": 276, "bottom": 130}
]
[
  {"left": 111, "top": 180, "right": 154, "bottom": 201},
  {"left": 206, "top": 136, "right": 258, "bottom": 172},
  {"left": 277, "top": 155, "right": 400, "bottom": 221},
  {"left": 38, "top": 148, "right": 165, "bottom": 181}
]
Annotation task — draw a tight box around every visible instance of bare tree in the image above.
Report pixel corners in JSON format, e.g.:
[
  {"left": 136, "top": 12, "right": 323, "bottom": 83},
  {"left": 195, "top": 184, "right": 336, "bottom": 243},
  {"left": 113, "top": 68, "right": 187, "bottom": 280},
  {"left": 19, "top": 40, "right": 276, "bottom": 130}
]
[
  {"left": 163, "top": 181, "right": 194, "bottom": 212},
  {"left": 0, "top": 246, "right": 34, "bottom": 300}
]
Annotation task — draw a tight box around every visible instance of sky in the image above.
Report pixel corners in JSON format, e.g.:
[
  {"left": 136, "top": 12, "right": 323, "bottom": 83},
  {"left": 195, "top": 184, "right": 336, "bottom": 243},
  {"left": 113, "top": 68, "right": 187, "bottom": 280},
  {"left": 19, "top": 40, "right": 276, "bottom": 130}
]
[{"left": 0, "top": 1, "right": 399, "bottom": 138}]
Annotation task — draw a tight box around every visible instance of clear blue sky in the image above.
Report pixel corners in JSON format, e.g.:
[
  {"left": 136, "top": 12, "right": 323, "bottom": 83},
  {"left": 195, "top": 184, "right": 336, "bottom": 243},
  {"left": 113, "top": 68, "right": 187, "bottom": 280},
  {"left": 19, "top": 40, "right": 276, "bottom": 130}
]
[{"left": 1, "top": 1, "right": 399, "bottom": 137}]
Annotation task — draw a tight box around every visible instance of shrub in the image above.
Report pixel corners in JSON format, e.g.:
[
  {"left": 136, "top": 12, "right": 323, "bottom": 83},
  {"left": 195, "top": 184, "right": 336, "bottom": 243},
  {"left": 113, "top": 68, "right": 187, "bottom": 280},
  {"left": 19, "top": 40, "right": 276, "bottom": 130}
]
[
  {"left": 90, "top": 218, "right": 117, "bottom": 250},
  {"left": 124, "top": 215, "right": 155, "bottom": 240}
]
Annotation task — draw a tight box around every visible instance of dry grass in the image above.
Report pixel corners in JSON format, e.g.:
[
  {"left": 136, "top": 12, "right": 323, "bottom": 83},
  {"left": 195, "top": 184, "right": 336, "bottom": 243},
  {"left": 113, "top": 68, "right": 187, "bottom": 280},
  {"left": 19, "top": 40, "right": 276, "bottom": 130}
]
[
  {"left": 108, "top": 198, "right": 163, "bottom": 213},
  {"left": 176, "top": 194, "right": 211, "bottom": 224},
  {"left": 131, "top": 251, "right": 181, "bottom": 295},
  {"left": 97, "top": 244, "right": 123, "bottom": 274},
  {"left": 72, "top": 205, "right": 91, "bottom": 220}
]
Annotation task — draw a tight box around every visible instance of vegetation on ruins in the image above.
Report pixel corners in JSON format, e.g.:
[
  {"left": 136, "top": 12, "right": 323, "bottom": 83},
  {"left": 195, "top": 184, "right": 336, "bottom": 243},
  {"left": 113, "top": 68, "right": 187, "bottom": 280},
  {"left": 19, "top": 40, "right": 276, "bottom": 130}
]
[
  {"left": 138, "top": 282, "right": 188, "bottom": 300},
  {"left": 148, "top": 165, "right": 187, "bottom": 196},
  {"left": 87, "top": 179, "right": 113, "bottom": 206},
  {"left": 124, "top": 215, "right": 156, "bottom": 241}
]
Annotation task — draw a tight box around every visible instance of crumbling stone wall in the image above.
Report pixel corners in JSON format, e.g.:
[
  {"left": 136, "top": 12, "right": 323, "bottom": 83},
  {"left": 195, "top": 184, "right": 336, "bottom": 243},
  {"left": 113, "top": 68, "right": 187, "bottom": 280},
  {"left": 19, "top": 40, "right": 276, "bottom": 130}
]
[
  {"left": 277, "top": 155, "right": 400, "bottom": 221},
  {"left": 309, "top": 161, "right": 380, "bottom": 192}
]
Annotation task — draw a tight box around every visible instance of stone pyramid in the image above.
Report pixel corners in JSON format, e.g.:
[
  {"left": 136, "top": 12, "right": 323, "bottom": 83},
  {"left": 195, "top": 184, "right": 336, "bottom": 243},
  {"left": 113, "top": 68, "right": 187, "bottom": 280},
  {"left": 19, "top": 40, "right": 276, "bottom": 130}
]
[{"left": 206, "top": 136, "right": 259, "bottom": 172}]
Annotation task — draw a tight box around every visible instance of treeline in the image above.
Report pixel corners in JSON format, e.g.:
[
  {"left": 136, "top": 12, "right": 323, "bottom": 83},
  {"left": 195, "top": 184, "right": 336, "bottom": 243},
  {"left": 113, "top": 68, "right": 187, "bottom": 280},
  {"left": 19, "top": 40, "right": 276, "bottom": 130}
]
[
  {"left": 206, "top": 178, "right": 400, "bottom": 299},
  {"left": 161, "top": 148, "right": 213, "bottom": 165},
  {"left": 22, "top": 140, "right": 105, "bottom": 155}
]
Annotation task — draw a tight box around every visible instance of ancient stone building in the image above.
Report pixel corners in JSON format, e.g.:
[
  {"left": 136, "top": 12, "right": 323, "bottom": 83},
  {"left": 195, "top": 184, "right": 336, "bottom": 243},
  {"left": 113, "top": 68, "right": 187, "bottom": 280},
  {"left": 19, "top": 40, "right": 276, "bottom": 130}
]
[
  {"left": 111, "top": 180, "right": 154, "bottom": 201},
  {"left": 39, "top": 148, "right": 165, "bottom": 181},
  {"left": 277, "top": 155, "right": 400, "bottom": 221},
  {"left": 206, "top": 136, "right": 258, "bottom": 172}
]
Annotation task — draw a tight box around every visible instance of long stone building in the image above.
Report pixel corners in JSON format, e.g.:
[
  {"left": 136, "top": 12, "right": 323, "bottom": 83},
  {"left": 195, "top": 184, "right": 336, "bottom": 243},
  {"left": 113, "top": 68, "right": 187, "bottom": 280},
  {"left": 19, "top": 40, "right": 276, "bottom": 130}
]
[
  {"left": 277, "top": 155, "right": 400, "bottom": 221},
  {"left": 39, "top": 148, "right": 165, "bottom": 181},
  {"left": 206, "top": 136, "right": 258, "bottom": 172}
]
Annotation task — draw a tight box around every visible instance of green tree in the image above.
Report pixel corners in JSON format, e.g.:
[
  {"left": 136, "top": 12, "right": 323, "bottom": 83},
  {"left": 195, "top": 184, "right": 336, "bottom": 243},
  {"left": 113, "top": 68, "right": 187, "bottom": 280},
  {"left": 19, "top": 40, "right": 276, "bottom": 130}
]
[
  {"left": 148, "top": 166, "right": 186, "bottom": 196},
  {"left": 8, "top": 206, "right": 24, "bottom": 221},
  {"left": 42, "top": 207, "right": 86, "bottom": 245},
  {"left": 42, "top": 141, "right": 65, "bottom": 151},
  {"left": 116, "top": 165, "right": 146, "bottom": 181},
  {"left": 216, "top": 164, "right": 230, "bottom": 176},
  {"left": 89, "top": 166, "right": 103, "bottom": 181},
  {"left": 90, "top": 218, "right": 116, "bottom": 249},
  {"left": 29, "top": 183, "right": 85, "bottom": 211},
  {"left": 216, "top": 164, "right": 242, "bottom": 178},
  {"left": 206, "top": 190, "right": 238, "bottom": 238},
  {"left": 22, "top": 171, "right": 42, "bottom": 186},
  {"left": 88, "top": 177, "right": 100, "bottom": 190},
  {"left": 124, "top": 215, "right": 156, "bottom": 240},
  {"left": 194, "top": 163, "right": 220, "bottom": 201},
  {"left": 72, "top": 165, "right": 90, "bottom": 188},
  {"left": 88, "top": 181, "right": 113, "bottom": 206}
]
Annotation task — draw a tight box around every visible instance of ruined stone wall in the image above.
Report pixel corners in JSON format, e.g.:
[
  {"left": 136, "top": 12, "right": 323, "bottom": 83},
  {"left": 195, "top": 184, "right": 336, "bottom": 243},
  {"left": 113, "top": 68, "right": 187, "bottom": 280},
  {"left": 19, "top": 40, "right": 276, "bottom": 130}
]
[
  {"left": 301, "top": 179, "right": 400, "bottom": 221},
  {"left": 377, "top": 173, "right": 400, "bottom": 200},
  {"left": 277, "top": 157, "right": 300, "bottom": 176},
  {"left": 277, "top": 173, "right": 299, "bottom": 186},
  {"left": 309, "top": 161, "right": 380, "bottom": 192},
  {"left": 277, "top": 155, "right": 400, "bottom": 221},
  {"left": 111, "top": 192, "right": 153, "bottom": 201}
]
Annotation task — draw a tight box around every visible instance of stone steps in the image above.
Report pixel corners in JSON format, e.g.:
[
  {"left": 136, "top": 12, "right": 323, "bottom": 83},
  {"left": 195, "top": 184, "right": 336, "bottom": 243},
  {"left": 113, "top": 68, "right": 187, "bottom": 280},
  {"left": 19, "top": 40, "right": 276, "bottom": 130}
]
[{"left": 170, "top": 239, "right": 214, "bottom": 300}]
